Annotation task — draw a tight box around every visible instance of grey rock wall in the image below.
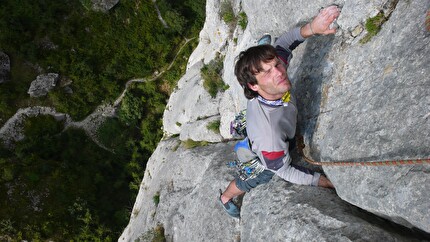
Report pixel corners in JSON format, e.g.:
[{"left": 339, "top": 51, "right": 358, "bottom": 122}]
[
  {"left": 163, "top": 60, "right": 221, "bottom": 138},
  {"left": 120, "top": 138, "right": 426, "bottom": 242},
  {"left": 121, "top": 0, "right": 430, "bottom": 240},
  {"left": 298, "top": 0, "right": 430, "bottom": 233}
]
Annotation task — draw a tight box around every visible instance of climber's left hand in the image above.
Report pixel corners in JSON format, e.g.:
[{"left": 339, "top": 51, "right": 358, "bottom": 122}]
[{"left": 311, "top": 5, "right": 341, "bottom": 35}]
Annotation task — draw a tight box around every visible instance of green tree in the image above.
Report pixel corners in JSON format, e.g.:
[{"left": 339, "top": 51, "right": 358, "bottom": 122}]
[{"left": 118, "top": 92, "right": 145, "bottom": 126}]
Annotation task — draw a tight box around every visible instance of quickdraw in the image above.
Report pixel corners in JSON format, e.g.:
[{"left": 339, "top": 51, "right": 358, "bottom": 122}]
[{"left": 238, "top": 157, "right": 266, "bottom": 181}]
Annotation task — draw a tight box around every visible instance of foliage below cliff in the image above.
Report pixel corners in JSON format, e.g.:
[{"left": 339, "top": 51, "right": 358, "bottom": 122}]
[
  {"left": 0, "top": 0, "right": 204, "bottom": 122},
  {"left": 0, "top": 0, "right": 205, "bottom": 240}
]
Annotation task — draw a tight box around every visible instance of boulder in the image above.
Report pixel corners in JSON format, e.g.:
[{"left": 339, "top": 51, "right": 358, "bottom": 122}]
[
  {"left": 91, "top": 0, "right": 119, "bottom": 13},
  {"left": 27, "top": 73, "right": 59, "bottom": 97}
]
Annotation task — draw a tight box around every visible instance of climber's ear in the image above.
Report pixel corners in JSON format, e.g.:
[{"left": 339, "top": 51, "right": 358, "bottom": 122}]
[{"left": 247, "top": 83, "right": 259, "bottom": 92}]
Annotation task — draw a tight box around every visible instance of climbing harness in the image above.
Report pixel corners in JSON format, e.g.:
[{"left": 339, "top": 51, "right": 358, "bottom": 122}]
[
  {"left": 227, "top": 137, "right": 265, "bottom": 181},
  {"left": 229, "top": 115, "right": 266, "bottom": 180},
  {"left": 227, "top": 157, "right": 266, "bottom": 181},
  {"left": 230, "top": 109, "right": 247, "bottom": 138}
]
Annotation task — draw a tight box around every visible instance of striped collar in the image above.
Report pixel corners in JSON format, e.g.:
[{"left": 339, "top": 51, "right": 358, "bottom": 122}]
[{"left": 257, "top": 91, "right": 291, "bottom": 107}]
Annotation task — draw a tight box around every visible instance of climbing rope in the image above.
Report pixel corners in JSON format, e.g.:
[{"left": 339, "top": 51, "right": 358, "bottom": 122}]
[
  {"left": 301, "top": 155, "right": 430, "bottom": 166},
  {"left": 296, "top": 136, "right": 430, "bottom": 166},
  {"left": 229, "top": 111, "right": 429, "bottom": 167}
]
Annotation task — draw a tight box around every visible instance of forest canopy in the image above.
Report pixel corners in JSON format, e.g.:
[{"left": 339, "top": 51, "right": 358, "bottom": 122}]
[
  {"left": 0, "top": 0, "right": 205, "bottom": 240},
  {"left": 0, "top": 0, "right": 204, "bottom": 121}
]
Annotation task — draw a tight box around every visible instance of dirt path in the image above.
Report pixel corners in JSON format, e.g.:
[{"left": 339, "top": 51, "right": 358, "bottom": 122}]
[
  {"left": 0, "top": 37, "right": 195, "bottom": 151},
  {"left": 113, "top": 36, "right": 195, "bottom": 107}
]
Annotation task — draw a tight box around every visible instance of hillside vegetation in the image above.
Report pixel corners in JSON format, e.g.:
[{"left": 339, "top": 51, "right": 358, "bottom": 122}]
[{"left": 0, "top": 0, "right": 205, "bottom": 240}]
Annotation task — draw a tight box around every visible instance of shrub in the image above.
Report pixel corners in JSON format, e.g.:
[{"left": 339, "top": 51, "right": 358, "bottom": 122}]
[
  {"left": 0, "top": 219, "right": 14, "bottom": 234},
  {"left": 207, "top": 120, "right": 220, "bottom": 134},
  {"left": 0, "top": 0, "right": 205, "bottom": 240},
  {"left": 0, "top": 0, "right": 205, "bottom": 121},
  {"left": 118, "top": 92, "right": 144, "bottom": 126},
  {"left": 96, "top": 118, "right": 134, "bottom": 156},
  {"left": 140, "top": 224, "right": 166, "bottom": 242},
  {"left": 3, "top": 127, "right": 130, "bottom": 240},
  {"left": 201, "top": 55, "right": 229, "bottom": 98},
  {"left": 79, "top": 0, "right": 91, "bottom": 10},
  {"left": 153, "top": 192, "right": 160, "bottom": 207},
  {"left": 182, "top": 139, "right": 208, "bottom": 149},
  {"left": 220, "top": 1, "right": 248, "bottom": 32},
  {"left": 238, "top": 11, "right": 248, "bottom": 30},
  {"left": 221, "top": 1, "right": 235, "bottom": 24},
  {"left": 360, "top": 12, "right": 386, "bottom": 44}
]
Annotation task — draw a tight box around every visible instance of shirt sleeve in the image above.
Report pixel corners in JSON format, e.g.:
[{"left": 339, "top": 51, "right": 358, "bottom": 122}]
[{"left": 274, "top": 27, "right": 305, "bottom": 65}]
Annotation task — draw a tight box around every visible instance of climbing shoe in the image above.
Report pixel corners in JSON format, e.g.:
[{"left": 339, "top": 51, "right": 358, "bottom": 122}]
[
  {"left": 257, "top": 34, "right": 271, "bottom": 45},
  {"left": 219, "top": 189, "right": 240, "bottom": 218}
]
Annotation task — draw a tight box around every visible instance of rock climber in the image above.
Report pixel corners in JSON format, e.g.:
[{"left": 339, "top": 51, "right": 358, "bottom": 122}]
[{"left": 219, "top": 5, "right": 340, "bottom": 218}]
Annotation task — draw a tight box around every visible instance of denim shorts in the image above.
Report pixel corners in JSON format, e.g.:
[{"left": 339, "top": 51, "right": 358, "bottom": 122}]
[{"left": 235, "top": 169, "right": 275, "bottom": 192}]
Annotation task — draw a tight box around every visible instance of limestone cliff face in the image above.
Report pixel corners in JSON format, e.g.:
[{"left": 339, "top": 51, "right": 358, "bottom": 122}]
[{"left": 120, "top": 0, "right": 430, "bottom": 241}]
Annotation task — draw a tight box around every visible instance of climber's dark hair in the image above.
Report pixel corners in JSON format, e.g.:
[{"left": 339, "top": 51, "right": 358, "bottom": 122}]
[{"left": 234, "top": 45, "right": 278, "bottom": 99}]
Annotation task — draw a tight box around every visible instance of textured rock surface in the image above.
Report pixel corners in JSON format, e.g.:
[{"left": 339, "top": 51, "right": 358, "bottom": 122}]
[
  {"left": 27, "top": 73, "right": 59, "bottom": 97},
  {"left": 91, "top": 0, "right": 119, "bottom": 12},
  {"left": 120, "top": 139, "right": 424, "bottom": 242},
  {"left": 120, "top": 139, "right": 238, "bottom": 241},
  {"left": 179, "top": 115, "right": 223, "bottom": 143},
  {"left": 163, "top": 61, "right": 220, "bottom": 136},
  {"left": 298, "top": 0, "right": 430, "bottom": 233},
  {"left": 241, "top": 176, "right": 420, "bottom": 242},
  {"left": 0, "top": 104, "right": 114, "bottom": 150},
  {"left": 121, "top": 0, "right": 430, "bottom": 240}
]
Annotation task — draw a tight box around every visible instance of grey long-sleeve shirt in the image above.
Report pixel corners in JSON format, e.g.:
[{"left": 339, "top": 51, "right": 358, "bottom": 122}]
[{"left": 246, "top": 27, "right": 320, "bottom": 186}]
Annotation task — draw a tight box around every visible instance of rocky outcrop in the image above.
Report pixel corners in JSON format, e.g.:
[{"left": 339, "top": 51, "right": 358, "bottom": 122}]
[
  {"left": 163, "top": 60, "right": 221, "bottom": 139},
  {"left": 120, "top": 138, "right": 428, "bottom": 241},
  {"left": 0, "top": 103, "right": 115, "bottom": 150},
  {"left": 27, "top": 73, "right": 59, "bottom": 97},
  {"left": 121, "top": 0, "right": 430, "bottom": 240},
  {"left": 0, "top": 51, "right": 10, "bottom": 84},
  {"left": 91, "top": 0, "right": 119, "bottom": 12},
  {"left": 0, "top": 107, "right": 70, "bottom": 148}
]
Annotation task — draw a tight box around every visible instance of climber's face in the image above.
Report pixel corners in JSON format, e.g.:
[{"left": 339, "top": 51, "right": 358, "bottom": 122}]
[{"left": 248, "top": 57, "right": 291, "bottom": 101}]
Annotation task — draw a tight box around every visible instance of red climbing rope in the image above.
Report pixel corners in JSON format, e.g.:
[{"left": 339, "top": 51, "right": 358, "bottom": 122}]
[
  {"left": 296, "top": 135, "right": 430, "bottom": 166},
  {"left": 302, "top": 155, "right": 430, "bottom": 166}
]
